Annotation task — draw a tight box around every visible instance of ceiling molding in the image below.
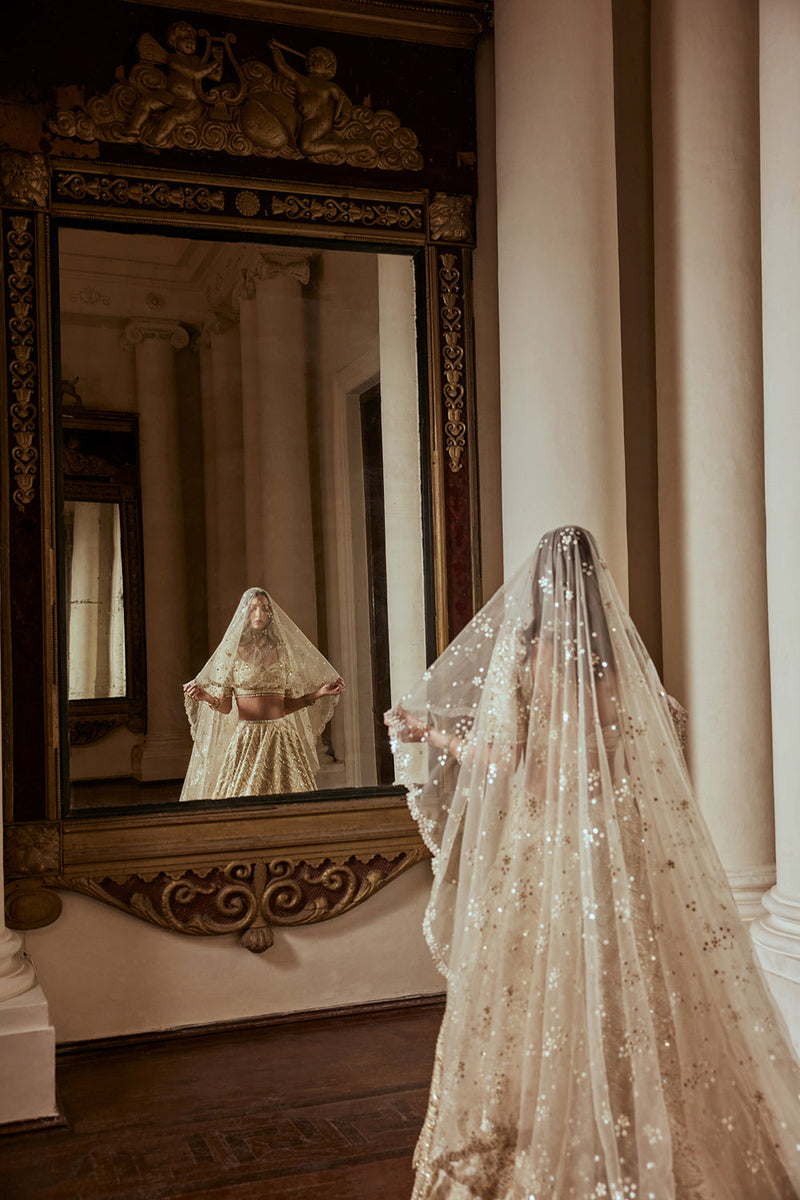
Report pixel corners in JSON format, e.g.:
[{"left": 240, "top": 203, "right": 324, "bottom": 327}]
[{"left": 123, "top": 0, "right": 493, "bottom": 48}]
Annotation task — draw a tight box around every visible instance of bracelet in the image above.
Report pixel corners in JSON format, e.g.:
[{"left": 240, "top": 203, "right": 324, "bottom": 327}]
[
  {"left": 300, "top": 693, "right": 315, "bottom": 708},
  {"left": 207, "top": 694, "right": 221, "bottom": 710}
]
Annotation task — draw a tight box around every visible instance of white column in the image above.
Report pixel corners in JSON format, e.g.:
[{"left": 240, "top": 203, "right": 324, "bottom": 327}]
[
  {"left": 235, "top": 252, "right": 318, "bottom": 639},
  {"left": 377, "top": 254, "right": 426, "bottom": 703},
  {"left": 494, "top": 0, "right": 628, "bottom": 588},
  {"left": 473, "top": 31, "right": 503, "bottom": 598},
  {"left": 0, "top": 879, "right": 36, "bottom": 1005},
  {"left": 196, "top": 314, "right": 245, "bottom": 646},
  {"left": 0, "top": 622, "right": 57, "bottom": 1125},
  {"left": 651, "top": 0, "right": 776, "bottom": 913},
  {"left": 751, "top": 0, "right": 800, "bottom": 1045},
  {"left": 122, "top": 319, "right": 193, "bottom": 781}
]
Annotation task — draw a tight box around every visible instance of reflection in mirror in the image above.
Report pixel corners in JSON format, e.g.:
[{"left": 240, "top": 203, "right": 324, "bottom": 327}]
[
  {"left": 181, "top": 587, "right": 345, "bottom": 801},
  {"left": 64, "top": 500, "right": 126, "bottom": 700},
  {"left": 58, "top": 227, "right": 427, "bottom": 810}
]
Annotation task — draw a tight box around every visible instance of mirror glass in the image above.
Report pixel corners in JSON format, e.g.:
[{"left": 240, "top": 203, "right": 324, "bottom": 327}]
[{"left": 58, "top": 226, "right": 428, "bottom": 811}]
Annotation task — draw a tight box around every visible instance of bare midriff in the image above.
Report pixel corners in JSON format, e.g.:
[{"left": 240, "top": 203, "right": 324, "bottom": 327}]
[{"left": 236, "top": 693, "right": 287, "bottom": 721}]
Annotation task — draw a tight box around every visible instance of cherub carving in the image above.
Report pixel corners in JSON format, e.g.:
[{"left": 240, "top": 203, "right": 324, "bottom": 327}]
[
  {"left": 124, "top": 22, "right": 224, "bottom": 146},
  {"left": 268, "top": 41, "right": 368, "bottom": 158},
  {"left": 50, "top": 25, "right": 423, "bottom": 169},
  {"left": 239, "top": 40, "right": 370, "bottom": 161}
]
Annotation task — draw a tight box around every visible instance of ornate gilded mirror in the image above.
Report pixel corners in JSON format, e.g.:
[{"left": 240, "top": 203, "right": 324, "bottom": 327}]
[
  {"left": 2, "top": 0, "right": 485, "bottom": 950},
  {"left": 57, "top": 225, "right": 429, "bottom": 808}
]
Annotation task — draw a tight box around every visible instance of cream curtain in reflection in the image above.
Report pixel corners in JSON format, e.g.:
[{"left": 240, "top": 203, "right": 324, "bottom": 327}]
[{"left": 65, "top": 500, "right": 126, "bottom": 700}]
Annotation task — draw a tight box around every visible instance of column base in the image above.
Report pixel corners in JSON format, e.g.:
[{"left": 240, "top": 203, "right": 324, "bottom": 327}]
[
  {"left": 0, "top": 984, "right": 57, "bottom": 1125},
  {"left": 751, "top": 886, "right": 800, "bottom": 1052},
  {"left": 727, "top": 863, "right": 776, "bottom": 923},
  {"left": 0, "top": 928, "right": 36, "bottom": 1002},
  {"left": 131, "top": 736, "right": 191, "bottom": 782}
]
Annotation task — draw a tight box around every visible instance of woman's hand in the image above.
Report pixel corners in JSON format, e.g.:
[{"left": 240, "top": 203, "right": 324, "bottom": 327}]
[
  {"left": 313, "top": 677, "right": 345, "bottom": 700},
  {"left": 384, "top": 704, "right": 430, "bottom": 743},
  {"left": 183, "top": 680, "right": 211, "bottom": 704}
]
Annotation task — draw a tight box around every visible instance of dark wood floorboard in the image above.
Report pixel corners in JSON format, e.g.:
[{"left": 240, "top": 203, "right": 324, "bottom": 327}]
[{"left": 0, "top": 1003, "right": 444, "bottom": 1200}]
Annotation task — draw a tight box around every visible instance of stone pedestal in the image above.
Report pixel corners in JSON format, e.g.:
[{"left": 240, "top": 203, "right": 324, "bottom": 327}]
[
  {"left": 0, "top": 765, "right": 56, "bottom": 1125},
  {"left": 0, "top": 985, "right": 57, "bottom": 1125}
]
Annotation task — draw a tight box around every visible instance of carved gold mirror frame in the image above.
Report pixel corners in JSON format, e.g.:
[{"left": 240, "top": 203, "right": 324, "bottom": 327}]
[{"left": 1, "top": 146, "right": 481, "bottom": 951}]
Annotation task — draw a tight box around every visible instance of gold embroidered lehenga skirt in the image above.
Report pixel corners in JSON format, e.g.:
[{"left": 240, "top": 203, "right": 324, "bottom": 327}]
[{"left": 212, "top": 717, "right": 316, "bottom": 798}]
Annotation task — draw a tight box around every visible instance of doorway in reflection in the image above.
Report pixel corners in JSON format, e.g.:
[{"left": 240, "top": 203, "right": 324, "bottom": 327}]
[
  {"left": 64, "top": 500, "right": 126, "bottom": 701},
  {"left": 58, "top": 227, "right": 427, "bottom": 809}
]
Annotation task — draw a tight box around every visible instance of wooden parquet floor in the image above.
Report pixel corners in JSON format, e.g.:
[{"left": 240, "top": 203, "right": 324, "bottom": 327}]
[{"left": 0, "top": 1000, "right": 444, "bottom": 1200}]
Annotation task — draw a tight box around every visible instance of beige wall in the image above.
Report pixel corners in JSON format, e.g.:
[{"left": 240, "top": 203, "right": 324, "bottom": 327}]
[{"left": 23, "top": 862, "right": 442, "bottom": 1043}]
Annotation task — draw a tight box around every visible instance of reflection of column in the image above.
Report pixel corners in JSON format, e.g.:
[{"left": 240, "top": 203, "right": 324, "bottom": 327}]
[
  {"left": 651, "top": 0, "right": 775, "bottom": 915},
  {"left": 0, "top": 655, "right": 56, "bottom": 1124},
  {"left": 377, "top": 255, "right": 426, "bottom": 701},
  {"left": 235, "top": 251, "right": 317, "bottom": 639},
  {"left": 751, "top": 0, "right": 800, "bottom": 1045},
  {"left": 196, "top": 313, "right": 245, "bottom": 645},
  {"left": 494, "top": 0, "right": 628, "bottom": 587},
  {"left": 122, "top": 318, "right": 192, "bottom": 781}
]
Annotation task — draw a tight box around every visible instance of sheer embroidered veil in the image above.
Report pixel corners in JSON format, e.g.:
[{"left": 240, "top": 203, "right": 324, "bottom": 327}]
[
  {"left": 387, "top": 526, "right": 800, "bottom": 1199},
  {"left": 181, "top": 587, "right": 340, "bottom": 801}
]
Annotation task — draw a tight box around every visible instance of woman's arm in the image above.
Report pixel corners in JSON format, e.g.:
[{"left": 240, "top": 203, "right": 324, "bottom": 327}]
[
  {"left": 183, "top": 681, "right": 233, "bottom": 715},
  {"left": 284, "top": 677, "right": 345, "bottom": 715},
  {"left": 384, "top": 706, "right": 462, "bottom": 760}
]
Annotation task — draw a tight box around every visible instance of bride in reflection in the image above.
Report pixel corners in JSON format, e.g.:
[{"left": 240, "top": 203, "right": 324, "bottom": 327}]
[{"left": 181, "top": 588, "right": 344, "bottom": 800}]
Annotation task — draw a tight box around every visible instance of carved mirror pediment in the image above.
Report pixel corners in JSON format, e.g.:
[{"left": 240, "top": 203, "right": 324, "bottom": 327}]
[{"left": 1, "top": 0, "right": 485, "bottom": 950}]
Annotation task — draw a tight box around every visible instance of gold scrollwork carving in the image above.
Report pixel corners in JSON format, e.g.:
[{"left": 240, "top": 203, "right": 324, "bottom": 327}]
[
  {"left": 430, "top": 193, "right": 473, "bottom": 243},
  {"left": 55, "top": 171, "right": 225, "bottom": 213},
  {"left": 0, "top": 151, "right": 49, "bottom": 209},
  {"left": 35, "top": 850, "right": 427, "bottom": 950},
  {"left": 271, "top": 194, "right": 423, "bottom": 230},
  {"left": 4, "top": 215, "right": 39, "bottom": 510},
  {"left": 438, "top": 252, "right": 467, "bottom": 473},
  {"left": 49, "top": 24, "right": 423, "bottom": 171}
]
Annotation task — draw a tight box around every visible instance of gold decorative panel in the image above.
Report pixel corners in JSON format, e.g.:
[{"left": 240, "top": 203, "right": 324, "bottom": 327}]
[
  {"left": 438, "top": 252, "right": 467, "bottom": 473},
  {"left": 4, "top": 215, "right": 40, "bottom": 512},
  {"left": 52, "top": 163, "right": 427, "bottom": 241}
]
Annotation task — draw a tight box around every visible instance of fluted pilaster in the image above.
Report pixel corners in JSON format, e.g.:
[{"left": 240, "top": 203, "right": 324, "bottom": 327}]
[{"left": 651, "top": 0, "right": 776, "bottom": 915}]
